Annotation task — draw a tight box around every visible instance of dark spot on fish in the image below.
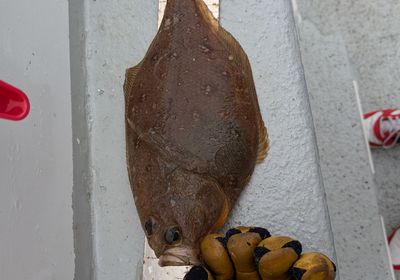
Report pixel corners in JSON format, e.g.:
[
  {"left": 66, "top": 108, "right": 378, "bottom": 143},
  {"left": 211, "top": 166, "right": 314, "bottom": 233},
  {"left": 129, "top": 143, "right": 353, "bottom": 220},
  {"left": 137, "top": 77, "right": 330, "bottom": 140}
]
[
  {"left": 145, "top": 165, "right": 152, "bottom": 172},
  {"left": 145, "top": 217, "right": 156, "bottom": 236},
  {"left": 152, "top": 54, "right": 159, "bottom": 62}
]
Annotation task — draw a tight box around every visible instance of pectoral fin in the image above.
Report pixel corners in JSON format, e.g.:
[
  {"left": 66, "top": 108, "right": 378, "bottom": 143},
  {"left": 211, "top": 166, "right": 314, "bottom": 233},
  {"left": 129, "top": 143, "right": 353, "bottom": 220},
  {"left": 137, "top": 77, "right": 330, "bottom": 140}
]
[
  {"left": 257, "top": 124, "right": 269, "bottom": 163},
  {"left": 124, "top": 63, "right": 142, "bottom": 97}
]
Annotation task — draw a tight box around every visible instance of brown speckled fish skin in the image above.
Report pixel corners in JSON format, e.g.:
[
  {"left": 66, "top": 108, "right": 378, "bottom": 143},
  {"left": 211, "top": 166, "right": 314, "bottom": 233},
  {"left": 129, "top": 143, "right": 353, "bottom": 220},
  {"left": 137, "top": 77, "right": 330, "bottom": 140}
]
[{"left": 124, "top": 0, "right": 268, "bottom": 266}]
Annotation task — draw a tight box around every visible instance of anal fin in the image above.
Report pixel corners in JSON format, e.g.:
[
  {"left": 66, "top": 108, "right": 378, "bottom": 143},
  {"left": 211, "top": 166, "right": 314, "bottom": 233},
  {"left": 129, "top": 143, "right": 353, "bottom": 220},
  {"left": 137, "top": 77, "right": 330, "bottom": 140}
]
[{"left": 209, "top": 182, "right": 230, "bottom": 233}]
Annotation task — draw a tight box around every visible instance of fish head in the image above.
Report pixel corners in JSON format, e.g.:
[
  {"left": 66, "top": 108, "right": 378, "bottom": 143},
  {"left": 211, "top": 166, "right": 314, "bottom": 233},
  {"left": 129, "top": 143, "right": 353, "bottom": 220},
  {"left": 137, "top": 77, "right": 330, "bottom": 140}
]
[{"left": 139, "top": 168, "right": 228, "bottom": 267}]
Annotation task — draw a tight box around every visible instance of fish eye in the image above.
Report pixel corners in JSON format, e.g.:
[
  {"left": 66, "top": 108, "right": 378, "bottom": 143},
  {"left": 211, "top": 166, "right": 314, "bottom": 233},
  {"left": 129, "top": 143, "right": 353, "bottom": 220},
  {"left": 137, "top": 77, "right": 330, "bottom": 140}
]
[
  {"left": 164, "top": 226, "right": 181, "bottom": 245},
  {"left": 145, "top": 217, "right": 156, "bottom": 236}
]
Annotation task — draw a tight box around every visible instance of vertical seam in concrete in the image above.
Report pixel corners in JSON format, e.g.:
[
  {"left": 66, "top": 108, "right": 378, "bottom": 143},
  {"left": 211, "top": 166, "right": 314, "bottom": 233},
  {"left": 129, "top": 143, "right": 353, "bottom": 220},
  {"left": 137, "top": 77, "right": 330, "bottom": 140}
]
[
  {"left": 68, "top": 0, "right": 95, "bottom": 279},
  {"left": 353, "top": 80, "right": 375, "bottom": 174},
  {"left": 287, "top": 0, "right": 338, "bottom": 267},
  {"left": 220, "top": 0, "right": 336, "bottom": 261}
]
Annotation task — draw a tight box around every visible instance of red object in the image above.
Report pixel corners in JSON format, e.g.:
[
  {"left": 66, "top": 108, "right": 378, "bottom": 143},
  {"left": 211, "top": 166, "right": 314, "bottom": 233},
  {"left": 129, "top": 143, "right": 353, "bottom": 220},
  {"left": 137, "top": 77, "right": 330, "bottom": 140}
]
[
  {"left": 0, "top": 80, "right": 30, "bottom": 121},
  {"left": 388, "top": 227, "right": 400, "bottom": 271},
  {"left": 363, "top": 108, "right": 400, "bottom": 148}
]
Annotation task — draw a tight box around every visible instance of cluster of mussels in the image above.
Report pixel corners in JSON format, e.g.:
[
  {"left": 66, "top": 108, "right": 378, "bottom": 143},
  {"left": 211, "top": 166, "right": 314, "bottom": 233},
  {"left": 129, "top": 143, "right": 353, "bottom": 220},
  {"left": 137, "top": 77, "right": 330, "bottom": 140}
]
[{"left": 184, "top": 226, "right": 336, "bottom": 280}]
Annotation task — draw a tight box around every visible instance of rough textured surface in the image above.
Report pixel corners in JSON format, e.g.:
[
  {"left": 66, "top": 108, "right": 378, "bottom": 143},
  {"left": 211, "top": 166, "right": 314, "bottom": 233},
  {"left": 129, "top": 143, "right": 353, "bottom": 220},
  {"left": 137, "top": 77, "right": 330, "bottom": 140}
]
[
  {"left": 293, "top": 14, "right": 392, "bottom": 278},
  {"left": 0, "top": 0, "right": 74, "bottom": 279},
  {"left": 324, "top": 0, "right": 400, "bottom": 239},
  {"left": 294, "top": 0, "right": 400, "bottom": 237},
  {"left": 69, "top": 0, "right": 94, "bottom": 279},
  {"left": 80, "top": 1, "right": 159, "bottom": 280},
  {"left": 80, "top": 0, "right": 335, "bottom": 279},
  {"left": 318, "top": 2, "right": 400, "bottom": 278},
  {"left": 220, "top": 0, "right": 336, "bottom": 259}
]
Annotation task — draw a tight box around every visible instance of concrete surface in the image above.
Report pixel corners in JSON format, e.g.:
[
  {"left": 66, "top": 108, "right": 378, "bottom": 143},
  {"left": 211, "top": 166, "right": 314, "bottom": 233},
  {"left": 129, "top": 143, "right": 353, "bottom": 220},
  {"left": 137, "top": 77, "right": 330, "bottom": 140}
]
[
  {"left": 293, "top": 0, "right": 400, "bottom": 235},
  {"left": 69, "top": 0, "right": 94, "bottom": 279},
  {"left": 75, "top": 1, "right": 159, "bottom": 280},
  {"left": 75, "top": 0, "right": 336, "bottom": 279},
  {"left": 220, "top": 0, "right": 336, "bottom": 259},
  {"left": 322, "top": 2, "right": 400, "bottom": 278},
  {"left": 324, "top": 0, "right": 400, "bottom": 237},
  {"left": 294, "top": 0, "right": 400, "bottom": 278},
  {"left": 293, "top": 15, "right": 392, "bottom": 278},
  {"left": 0, "top": 1, "right": 74, "bottom": 279}
]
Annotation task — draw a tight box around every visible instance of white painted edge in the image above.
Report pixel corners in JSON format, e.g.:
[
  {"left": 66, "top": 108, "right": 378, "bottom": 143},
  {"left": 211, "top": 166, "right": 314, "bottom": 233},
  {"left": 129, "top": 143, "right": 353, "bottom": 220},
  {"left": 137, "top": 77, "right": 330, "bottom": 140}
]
[
  {"left": 353, "top": 79, "right": 375, "bottom": 174},
  {"left": 291, "top": 0, "right": 302, "bottom": 24},
  {"left": 381, "top": 216, "right": 396, "bottom": 280}
]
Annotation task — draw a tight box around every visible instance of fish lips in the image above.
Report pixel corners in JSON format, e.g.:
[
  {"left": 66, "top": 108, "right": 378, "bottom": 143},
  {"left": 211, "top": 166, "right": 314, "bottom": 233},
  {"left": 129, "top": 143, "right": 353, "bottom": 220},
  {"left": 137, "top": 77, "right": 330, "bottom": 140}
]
[{"left": 158, "top": 246, "right": 200, "bottom": 267}]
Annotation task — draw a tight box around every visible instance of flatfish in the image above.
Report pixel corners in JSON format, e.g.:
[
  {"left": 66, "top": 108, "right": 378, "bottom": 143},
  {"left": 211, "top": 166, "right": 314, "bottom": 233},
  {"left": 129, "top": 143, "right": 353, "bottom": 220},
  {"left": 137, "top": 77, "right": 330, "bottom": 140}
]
[{"left": 124, "top": 0, "right": 268, "bottom": 266}]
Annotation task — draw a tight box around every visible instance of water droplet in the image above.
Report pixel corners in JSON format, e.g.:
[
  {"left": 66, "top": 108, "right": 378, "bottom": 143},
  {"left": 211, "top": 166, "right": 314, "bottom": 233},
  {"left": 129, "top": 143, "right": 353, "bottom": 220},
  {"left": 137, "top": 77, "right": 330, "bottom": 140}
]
[
  {"left": 172, "top": 52, "right": 178, "bottom": 57},
  {"left": 199, "top": 45, "right": 211, "bottom": 53},
  {"left": 170, "top": 199, "right": 176, "bottom": 207},
  {"left": 193, "top": 112, "right": 200, "bottom": 121},
  {"left": 222, "top": 71, "right": 228, "bottom": 76},
  {"left": 14, "top": 199, "right": 21, "bottom": 210},
  {"left": 97, "top": 88, "right": 104, "bottom": 95},
  {"left": 164, "top": 18, "right": 172, "bottom": 30},
  {"left": 76, "top": 138, "right": 81, "bottom": 144},
  {"left": 192, "top": 58, "right": 196, "bottom": 61},
  {"left": 228, "top": 55, "right": 234, "bottom": 61},
  {"left": 135, "top": 139, "right": 141, "bottom": 148},
  {"left": 204, "top": 85, "right": 212, "bottom": 95}
]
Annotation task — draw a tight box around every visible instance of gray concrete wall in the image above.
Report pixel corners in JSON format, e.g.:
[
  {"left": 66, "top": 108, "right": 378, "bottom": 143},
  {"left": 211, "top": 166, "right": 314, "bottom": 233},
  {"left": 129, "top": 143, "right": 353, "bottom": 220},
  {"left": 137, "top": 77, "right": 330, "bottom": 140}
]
[
  {"left": 220, "top": 0, "right": 336, "bottom": 258},
  {"left": 316, "top": 1, "right": 400, "bottom": 278},
  {"left": 79, "top": 1, "right": 159, "bottom": 280},
  {"left": 322, "top": 0, "right": 400, "bottom": 236},
  {"left": 0, "top": 0, "right": 74, "bottom": 279},
  {"left": 69, "top": 0, "right": 94, "bottom": 279},
  {"left": 74, "top": 0, "right": 336, "bottom": 279},
  {"left": 293, "top": 0, "right": 394, "bottom": 278}
]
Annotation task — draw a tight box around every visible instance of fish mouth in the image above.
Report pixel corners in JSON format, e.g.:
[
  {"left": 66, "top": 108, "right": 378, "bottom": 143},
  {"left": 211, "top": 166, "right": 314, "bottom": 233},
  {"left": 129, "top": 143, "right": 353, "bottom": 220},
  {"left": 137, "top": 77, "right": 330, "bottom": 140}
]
[{"left": 158, "top": 246, "right": 200, "bottom": 267}]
